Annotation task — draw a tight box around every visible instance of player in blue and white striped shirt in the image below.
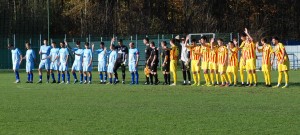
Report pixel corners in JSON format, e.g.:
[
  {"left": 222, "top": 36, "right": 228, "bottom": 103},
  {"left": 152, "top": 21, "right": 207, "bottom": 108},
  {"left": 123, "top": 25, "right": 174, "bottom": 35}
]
[
  {"left": 128, "top": 42, "right": 140, "bottom": 85},
  {"left": 83, "top": 42, "right": 93, "bottom": 84},
  {"left": 92, "top": 42, "right": 108, "bottom": 84},
  {"left": 38, "top": 39, "right": 51, "bottom": 83},
  {"left": 71, "top": 41, "right": 84, "bottom": 84},
  {"left": 58, "top": 42, "right": 70, "bottom": 84},
  {"left": 48, "top": 42, "right": 60, "bottom": 83},
  {"left": 7, "top": 44, "right": 22, "bottom": 83},
  {"left": 23, "top": 42, "right": 36, "bottom": 83}
]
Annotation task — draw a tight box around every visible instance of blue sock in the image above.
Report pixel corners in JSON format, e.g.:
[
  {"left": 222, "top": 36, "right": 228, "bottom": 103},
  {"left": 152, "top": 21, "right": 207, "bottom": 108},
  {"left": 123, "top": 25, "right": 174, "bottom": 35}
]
[
  {"left": 73, "top": 72, "right": 77, "bottom": 80},
  {"left": 89, "top": 76, "right": 92, "bottom": 82},
  {"left": 27, "top": 73, "right": 30, "bottom": 81},
  {"left": 104, "top": 72, "right": 107, "bottom": 81},
  {"left": 110, "top": 78, "right": 112, "bottom": 83},
  {"left": 39, "top": 75, "right": 42, "bottom": 80},
  {"left": 51, "top": 73, "right": 55, "bottom": 81},
  {"left": 30, "top": 73, "right": 33, "bottom": 82},
  {"left": 67, "top": 71, "right": 70, "bottom": 82},
  {"left": 131, "top": 72, "right": 135, "bottom": 83},
  {"left": 15, "top": 71, "right": 19, "bottom": 80},
  {"left": 58, "top": 73, "right": 61, "bottom": 82},
  {"left": 84, "top": 76, "right": 87, "bottom": 81},
  {"left": 80, "top": 73, "right": 83, "bottom": 82},
  {"left": 62, "top": 74, "right": 65, "bottom": 82},
  {"left": 136, "top": 71, "right": 139, "bottom": 84},
  {"left": 100, "top": 73, "right": 103, "bottom": 81}
]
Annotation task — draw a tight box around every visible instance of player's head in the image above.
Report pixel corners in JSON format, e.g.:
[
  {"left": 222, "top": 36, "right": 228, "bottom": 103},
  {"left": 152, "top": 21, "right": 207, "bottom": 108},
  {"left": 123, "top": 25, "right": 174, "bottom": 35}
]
[
  {"left": 129, "top": 42, "right": 135, "bottom": 49},
  {"left": 191, "top": 39, "right": 196, "bottom": 45},
  {"left": 51, "top": 42, "right": 56, "bottom": 48},
  {"left": 100, "top": 42, "right": 105, "bottom": 49},
  {"left": 7, "top": 43, "right": 14, "bottom": 50},
  {"left": 181, "top": 37, "right": 185, "bottom": 43},
  {"left": 260, "top": 37, "right": 267, "bottom": 44},
  {"left": 143, "top": 38, "right": 149, "bottom": 45},
  {"left": 161, "top": 41, "right": 167, "bottom": 48},
  {"left": 43, "top": 38, "right": 48, "bottom": 45},
  {"left": 25, "top": 42, "right": 31, "bottom": 49},
  {"left": 110, "top": 45, "right": 115, "bottom": 50},
  {"left": 150, "top": 41, "right": 155, "bottom": 48},
  {"left": 200, "top": 36, "right": 207, "bottom": 44},
  {"left": 233, "top": 37, "right": 238, "bottom": 45},
  {"left": 60, "top": 42, "right": 65, "bottom": 48},
  {"left": 272, "top": 36, "right": 279, "bottom": 45},
  {"left": 217, "top": 38, "right": 224, "bottom": 46},
  {"left": 85, "top": 42, "right": 90, "bottom": 49},
  {"left": 76, "top": 41, "right": 81, "bottom": 48},
  {"left": 228, "top": 41, "right": 234, "bottom": 48},
  {"left": 240, "top": 33, "right": 247, "bottom": 41},
  {"left": 118, "top": 39, "right": 123, "bottom": 46}
]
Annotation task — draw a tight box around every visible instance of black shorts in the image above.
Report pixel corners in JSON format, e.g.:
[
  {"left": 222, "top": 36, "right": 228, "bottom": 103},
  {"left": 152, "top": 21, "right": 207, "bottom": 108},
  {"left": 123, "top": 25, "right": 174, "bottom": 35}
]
[
  {"left": 113, "top": 61, "right": 126, "bottom": 72},
  {"left": 181, "top": 61, "right": 190, "bottom": 71},
  {"left": 162, "top": 63, "right": 170, "bottom": 72},
  {"left": 150, "top": 64, "right": 158, "bottom": 72}
]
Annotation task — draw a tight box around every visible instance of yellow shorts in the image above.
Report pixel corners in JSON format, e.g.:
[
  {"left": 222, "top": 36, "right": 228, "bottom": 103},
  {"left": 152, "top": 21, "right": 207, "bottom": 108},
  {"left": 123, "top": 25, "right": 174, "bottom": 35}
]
[
  {"left": 261, "top": 64, "right": 271, "bottom": 72},
  {"left": 170, "top": 60, "right": 177, "bottom": 72},
  {"left": 226, "top": 66, "right": 238, "bottom": 73},
  {"left": 239, "top": 59, "right": 246, "bottom": 70},
  {"left": 278, "top": 60, "right": 290, "bottom": 71},
  {"left": 246, "top": 59, "right": 256, "bottom": 71},
  {"left": 218, "top": 65, "right": 227, "bottom": 73},
  {"left": 201, "top": 61, "right": 209, "bottom": 70},
  {"left": 209, "top": 62, "right": 217, "bottom": 70},
  {"left": 191, "top": 60, "right": 200, "bottom": 72}
]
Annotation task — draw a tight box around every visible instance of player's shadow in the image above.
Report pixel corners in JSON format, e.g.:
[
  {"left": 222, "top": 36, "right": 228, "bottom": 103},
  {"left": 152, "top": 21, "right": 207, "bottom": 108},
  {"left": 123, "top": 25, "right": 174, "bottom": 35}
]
[{"left": 286, "top": 82, "right": 300, "bottom": 87}]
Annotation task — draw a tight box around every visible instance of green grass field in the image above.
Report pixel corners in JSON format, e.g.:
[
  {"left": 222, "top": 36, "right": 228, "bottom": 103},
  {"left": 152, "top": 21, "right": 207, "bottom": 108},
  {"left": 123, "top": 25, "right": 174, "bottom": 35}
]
[{"left": 0, "top": 70, "right": 300, "bottom": 134}]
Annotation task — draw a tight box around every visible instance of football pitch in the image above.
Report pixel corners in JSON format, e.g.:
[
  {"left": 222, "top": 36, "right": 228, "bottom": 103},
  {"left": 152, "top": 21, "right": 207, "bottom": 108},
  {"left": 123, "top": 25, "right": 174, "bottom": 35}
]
[{"left": 0, "top": 70, "right": 299, "bottom": 134}]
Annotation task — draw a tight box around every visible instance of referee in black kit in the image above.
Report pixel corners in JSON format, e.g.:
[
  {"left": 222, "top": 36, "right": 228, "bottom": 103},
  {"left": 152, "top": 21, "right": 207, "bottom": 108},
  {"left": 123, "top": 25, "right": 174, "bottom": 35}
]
[{"left": 111, "top": 38, "right": 129, "bottom": 84}]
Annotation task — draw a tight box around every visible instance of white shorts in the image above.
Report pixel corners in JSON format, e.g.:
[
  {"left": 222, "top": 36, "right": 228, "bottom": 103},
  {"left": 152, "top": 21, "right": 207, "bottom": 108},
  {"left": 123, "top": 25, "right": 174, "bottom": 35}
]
[
  {"left": 26, "top": 62, "right": 34, "bottom": 72},
  {"left": 12, "top": 61, "right": 20, "bottom": 70},
  {"left": 83, "top": 63, "right": 92, "bottom": 72},
  {"left": 50, "top": 62, "right": 59, "bottom": 70},
  {"left": 72, "top": 60, "right": 82, "bottom": 71},
  {"left": 98, "top": 61, "right": 107, "bottom": 72},
  {"left": 39, "top": 59, "right": 50, "bottom": 70},
  {"left": 59, "top": 63, "right": 68, "bottom": 71},
  {"left": 107, "top": 63, "right": 114, "bottom": 73},
  {"left": 128, "top": 63, "right": 137, "bottom": 72}
]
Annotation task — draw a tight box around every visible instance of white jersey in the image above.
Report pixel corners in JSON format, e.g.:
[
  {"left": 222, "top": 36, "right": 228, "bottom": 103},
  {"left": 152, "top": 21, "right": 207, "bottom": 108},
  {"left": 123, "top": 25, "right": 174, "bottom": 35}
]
[
  {"left": 26, "top": 49, "right": 36, "bottom": 63},
  {"left": 59, "top": 48, "right": 69, "bottom": 63},
  {"left": 95, "top": 49, "right": 107, "bottom": 62},
  {"left": 50, "top": 48, "right": 60, "bottom": 62},
  {"left": 83, "top": 49, "right": 92, "bottom": 63},
  {"left": 109, "top": 50, "right": 117, "bottom": 65},
  {"left": 73, "top": 48, "right": 84, "bottom": 61},
  {"left": 11, "top": 48, "right": 21, "bottom": 62},
  {"left": 128, "top": 48, "right": 139, "bottom": 63},
  {"left": 40, "top": 45, "right": 51, "bottom": 59},
  {"left": 181, "top": 43, "right": 189, "bottom": 62}
]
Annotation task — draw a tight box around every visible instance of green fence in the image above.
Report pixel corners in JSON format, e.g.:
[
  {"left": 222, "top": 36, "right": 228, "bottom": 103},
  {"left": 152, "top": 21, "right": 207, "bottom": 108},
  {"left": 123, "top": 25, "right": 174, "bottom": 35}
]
[{"left": 1, "top": 33, "right": 237, "bottom": 69}]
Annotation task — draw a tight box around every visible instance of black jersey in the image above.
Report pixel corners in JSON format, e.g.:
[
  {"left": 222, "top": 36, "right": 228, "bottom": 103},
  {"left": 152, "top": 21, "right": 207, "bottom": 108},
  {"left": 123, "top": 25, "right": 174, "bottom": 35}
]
[
  {"left": 162, "top": 48, "right": 170, "bottom": 63},
  {"left": 149, "top": 47, "right": 159, "bottom": 64},
  {"left": 145, "top": 44, "right": 152, "bottom": 60},
  {"left": 115, "top": 45, "right": 128, "bottom": 62}
]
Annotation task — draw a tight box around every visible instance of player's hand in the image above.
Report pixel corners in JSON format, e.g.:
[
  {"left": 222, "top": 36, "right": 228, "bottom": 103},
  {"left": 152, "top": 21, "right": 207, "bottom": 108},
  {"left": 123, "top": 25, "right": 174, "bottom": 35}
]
[
  {"left": 256, "top": 42, "right": 259, "bottom": 48},
  {"left": 210, "top": 38, "right": 214, "bottom": 44},
  {"left": 244, "top": 28, "right": 248, "bottom": 34},
  {"left": 233, "top": 40, "right": 238, "bottom": 45}
]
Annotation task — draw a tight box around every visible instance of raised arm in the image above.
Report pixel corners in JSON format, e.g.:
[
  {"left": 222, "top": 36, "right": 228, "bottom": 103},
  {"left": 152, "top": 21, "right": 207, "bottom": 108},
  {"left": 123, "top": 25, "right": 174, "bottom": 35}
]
[{"left": 244, "top": 28, "right": 253, "bottom": 42}]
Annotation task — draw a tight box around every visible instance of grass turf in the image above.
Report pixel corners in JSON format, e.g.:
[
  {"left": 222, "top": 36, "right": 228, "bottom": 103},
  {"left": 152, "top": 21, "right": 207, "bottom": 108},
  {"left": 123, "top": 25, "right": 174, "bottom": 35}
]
[{"left": 0, "top": 70, "right": 299, "bottom": 134}]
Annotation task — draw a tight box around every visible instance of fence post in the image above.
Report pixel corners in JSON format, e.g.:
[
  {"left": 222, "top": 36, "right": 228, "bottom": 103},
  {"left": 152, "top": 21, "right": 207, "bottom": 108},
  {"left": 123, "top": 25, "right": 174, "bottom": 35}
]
[
  {"left": 29, "top": 38, "right": 32, "bottom": 44},
  {"left": 39, "top": 34, "right": 42, "bottom": 46},
  {"left": 230, "top": 33, "right": 233, "bottom": 41},
  {"left": 135, "top": 34, "right": 138, "bottom": 49},
  {"left": 101, "top": 37, "right": 103, "bottom": 42},
  {"left": 293, "top": 54, "right": 295, "bottom": 70},
  {"left": 7, "top": 38, "right": 9, "bottom": 69}
]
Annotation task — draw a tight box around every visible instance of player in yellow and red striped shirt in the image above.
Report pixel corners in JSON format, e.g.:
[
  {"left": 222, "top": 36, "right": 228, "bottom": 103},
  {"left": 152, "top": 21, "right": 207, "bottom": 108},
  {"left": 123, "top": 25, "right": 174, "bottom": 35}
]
[
  {"left": 217, "top": 38, "right": 229, "bottom": 87},
  {"left": 209, "top": 38, "right": 220, "bottom": 86},
  {"left": 271, "top": 37, "right": 289, "bottom": 88},
  {"left": 169, "top": 39, "right": 179, "bottom": 86},
  {"left": 256, "top": 38, "right": 272, "bottom": 87},
  {"left": 199, "top": 36, "right": 211, "bottom": 86},
  {"left": 185, "top": 37, "right": 201, "bottom": 86},
  {"left": 238, "top": 36, "right": 248, "bottom": 86},
  {"left": 226, "top": 41, "right": 238, "bottom": 86}
]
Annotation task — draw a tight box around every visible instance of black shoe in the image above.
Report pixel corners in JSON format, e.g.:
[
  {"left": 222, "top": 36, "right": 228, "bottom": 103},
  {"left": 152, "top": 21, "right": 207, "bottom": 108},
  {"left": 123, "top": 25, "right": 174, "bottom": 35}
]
[
  {"left": 182, "top": 82, "right": 187, "bottom": 85},
  {"left": 51, "top": 80, "right": 56, "bottom": 83},
  {"left": 122, "top": 81, "right": 125, "bottom": 84},
  {"left": 246, "top": 84, "right": 252, "bottom": 87},
  {"left": 115, "top": 80, "right": 120, "bottom": 84},
  {"left": 144, "top": 82, "right": 150, "bottom": 85},
  {"left": 26, "top": 81, "right": 30, "bottom": 83},
  {"left": 155, "top": 81, "right": 160, "bottom": 85},
  {"left": 37, "top": 80, "right": 42, "bottom": 84},
  {"left": 29, "top": 81, "right": 33, "bottom": 83}
]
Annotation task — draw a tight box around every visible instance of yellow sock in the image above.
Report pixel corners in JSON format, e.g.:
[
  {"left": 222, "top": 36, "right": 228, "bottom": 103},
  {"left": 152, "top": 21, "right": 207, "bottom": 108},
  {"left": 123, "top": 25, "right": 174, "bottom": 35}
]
[
  {"left": 263, "top": 71, "right": 268, "bottom": 85},
  {"left": 233, "top": 70, "right": 237, "bottom": 85},
  {"left": 220, "top": 74, "right": 224, "bottom": 84},
  {"left": 284, "top": 71, "right": 289, "bottom": 85},
  {"left": 204, "top": 74, "right": 210, "bottom": 85},
  {"left": 227, "top": 72, "right": 232, "bottom": 84},
  {"left": 278, "top": 72, "right": 282, "bottom": 85},
  {"left": 193, "top": 73, "right": 198, "bottom": 84},
  {"left": 248, "top": 73, "right": 253, "bottom": 84},
  {"left": 216, "top": 73, "right": 220, "bottom": 84},
  {"left": 222, "top": 74, "right": 228, "bottom": 83},
  {"left": 253, "top": 73, "right": 257, "bottom": 84},
  {"left": 197, "top": 73, "right": 201, "bottom": 84},
  {"left": 240, "top": 69, "right": 244, "bottom": 83},
  {"left": 173, "top": 71, "right": 177, "bottom": 84},
  {"left": 210, "top": 73, "right": 215, "bottom": 84},
  {"left": 266, "top": 71, "right": 271, "bottom": 85}
]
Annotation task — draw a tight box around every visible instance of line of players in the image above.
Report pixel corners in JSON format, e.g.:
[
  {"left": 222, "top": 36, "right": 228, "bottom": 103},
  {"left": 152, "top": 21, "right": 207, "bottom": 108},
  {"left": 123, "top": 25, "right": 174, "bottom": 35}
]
[{"left": 8, "top": 28, "right": 290, "bottom": 87}]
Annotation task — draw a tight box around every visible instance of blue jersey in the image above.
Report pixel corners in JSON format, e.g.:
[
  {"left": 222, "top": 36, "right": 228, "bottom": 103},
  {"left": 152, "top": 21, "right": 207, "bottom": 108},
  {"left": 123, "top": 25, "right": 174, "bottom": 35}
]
[
  {"left": 50, "top": 48, "right": 60, "bottom": 61},
  {"left": 109, "top": 50, "right": 117, "bottom": 64},
  {"left": 95, "top": 49, "right": 107, "bottom": 62},
  {"left": 11, "top": 48, "right": 22, "bottom": 62},
  {"left": 40, "top": 45, "right": 51, "bottom": 59},
  {"left": 26, "top": 49, "right": 36, "bottom": 63},
  {"left": 72, "top": 48, "right": 84, "bottom": 61},
  {"left": 83, "top": 49, "right": 92, "bottom": 63},
  {"left": 59, "top": 48, "right": 69, "bottom": 63},
  {"left": 129, "top": 48, "right": 139, "bottom": 63}
]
